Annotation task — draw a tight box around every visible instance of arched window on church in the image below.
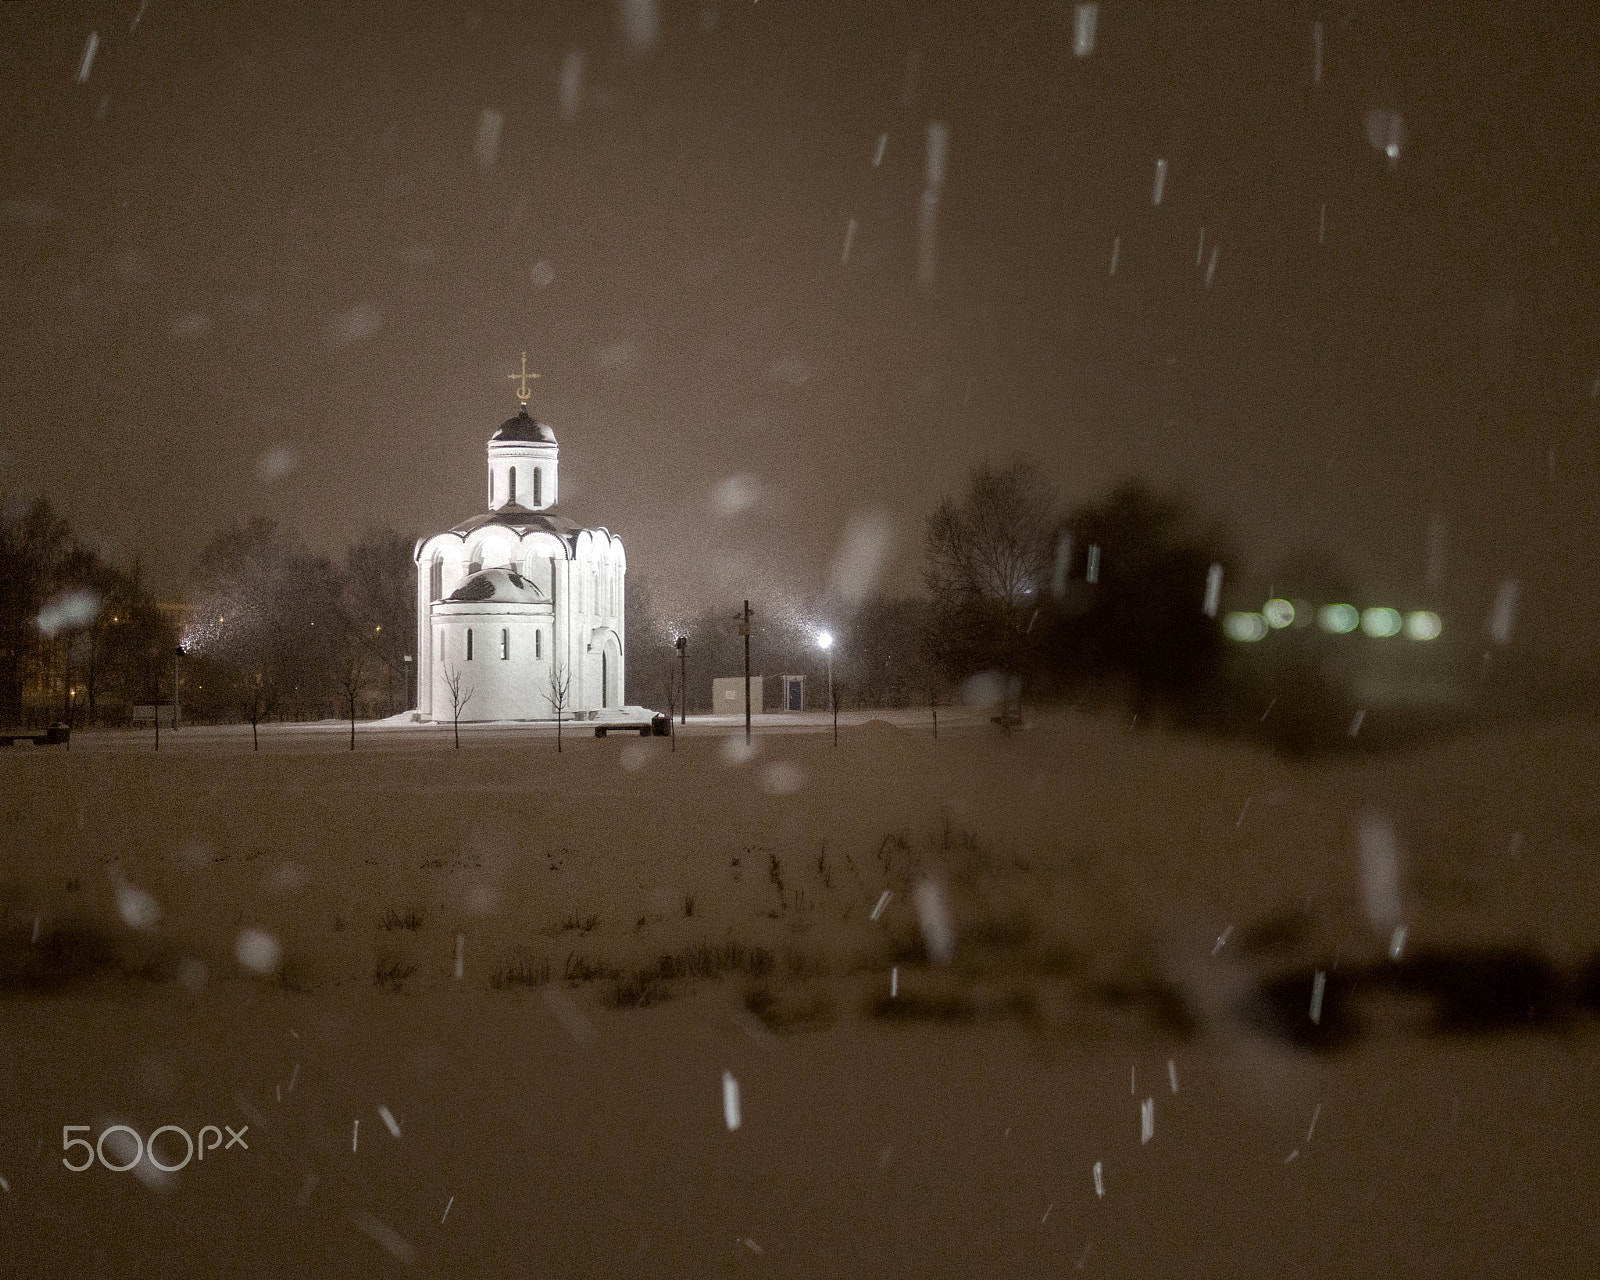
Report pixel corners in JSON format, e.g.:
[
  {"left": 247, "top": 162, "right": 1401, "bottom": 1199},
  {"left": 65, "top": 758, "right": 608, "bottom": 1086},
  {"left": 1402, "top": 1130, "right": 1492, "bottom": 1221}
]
[
  {"left": 509, "top": 467, "right": 517, "bottom": 504},
  {"left": 533, "top": 467, "right": 542, "bottom": 507},
  {"left": 466, "top": 628, "right": 474, "bottom": 661},
  {"left": 500, "top": 628, "right": 509, "bottom": 660},
  {"left": 430, "top": 560, "right": 443, "bottom": 602}
]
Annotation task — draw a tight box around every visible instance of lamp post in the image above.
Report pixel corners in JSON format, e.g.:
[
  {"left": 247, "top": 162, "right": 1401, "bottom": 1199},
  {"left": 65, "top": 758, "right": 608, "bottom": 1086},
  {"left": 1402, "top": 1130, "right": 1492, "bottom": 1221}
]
[
  {"left": 739, "top": 600, "right": 753, "bottom": 747},
  {"left": 173, "top": 644, "right": 186, "bottom": 730},
  {"left": 817, "top": 631, "right": 834, "bottom": 711},
  {"left": 674, "top": 635, "right": 686, "bottom": 725}
]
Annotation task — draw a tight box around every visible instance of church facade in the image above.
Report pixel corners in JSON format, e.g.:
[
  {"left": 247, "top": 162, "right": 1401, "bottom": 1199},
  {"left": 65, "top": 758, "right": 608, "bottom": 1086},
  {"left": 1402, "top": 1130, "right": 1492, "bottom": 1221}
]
[{"left": 413, "top": 376, "right": 640, "bottom": 723}]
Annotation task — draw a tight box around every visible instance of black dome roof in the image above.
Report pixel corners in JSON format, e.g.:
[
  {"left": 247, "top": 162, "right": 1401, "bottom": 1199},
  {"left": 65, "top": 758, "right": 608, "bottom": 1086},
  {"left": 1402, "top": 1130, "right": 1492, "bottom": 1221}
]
[
  {"left": 446, "top": 567, "right": 544, "bottom": 603},
  {"left": 491, "top": 406, "right": 556, "bottom": 444}
]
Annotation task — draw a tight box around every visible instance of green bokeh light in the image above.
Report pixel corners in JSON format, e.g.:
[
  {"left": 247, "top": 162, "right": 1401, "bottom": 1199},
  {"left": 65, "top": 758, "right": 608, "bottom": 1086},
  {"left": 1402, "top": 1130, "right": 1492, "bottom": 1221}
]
[
  {"left": 1262, "top": 598, "right": 1295, "bottom": 628},
  {"left": 1318, "top": 603, "right": 1359, "bottom": 634},
  {"left": 1224, "top": 612, "right": 1268, "bottom": 642},
  {"left": 1404, "top": 610, "right": 1442, "bottom": 640},
  {"left": 1362, "top": 607, "right": 1403, "bottom": 638}
]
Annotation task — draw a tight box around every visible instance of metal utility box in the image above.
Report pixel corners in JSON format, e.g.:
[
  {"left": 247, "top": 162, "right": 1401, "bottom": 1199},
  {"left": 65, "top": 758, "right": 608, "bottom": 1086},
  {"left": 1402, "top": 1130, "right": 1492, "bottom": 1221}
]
[{"left": 712, "top": 676, "right": 764, "bottom": 715}]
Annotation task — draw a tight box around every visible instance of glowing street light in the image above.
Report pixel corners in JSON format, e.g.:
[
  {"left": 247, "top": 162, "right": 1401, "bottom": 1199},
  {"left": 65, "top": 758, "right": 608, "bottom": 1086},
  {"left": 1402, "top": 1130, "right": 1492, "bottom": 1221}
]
[{"left": 817, "top": 631, "right": 834, "bottom": 709}]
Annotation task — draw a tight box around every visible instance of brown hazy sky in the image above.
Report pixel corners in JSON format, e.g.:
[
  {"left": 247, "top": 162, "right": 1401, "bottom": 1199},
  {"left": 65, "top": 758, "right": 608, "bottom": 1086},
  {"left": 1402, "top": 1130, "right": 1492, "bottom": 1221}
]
[{"left": 3, "top": 1, "right": 1597, "bottom": 660}]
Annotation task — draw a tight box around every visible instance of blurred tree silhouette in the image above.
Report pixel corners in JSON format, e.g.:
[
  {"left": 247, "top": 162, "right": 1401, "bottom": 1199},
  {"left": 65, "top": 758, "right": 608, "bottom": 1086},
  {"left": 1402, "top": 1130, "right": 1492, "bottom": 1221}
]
[
  {"left": 56, "top": 544, "right": 148, "bottom": 724},
  {"left": 343, "top": 528, "right": 417, "bottom": 715},
  {"left": 0, "top": 496, "right": 71, "bottom": 725},
  {"left": 187, "top": 519, "right": 353, "bottom": 722},
  {"left": 0, "top": 497, "right": 172, "bottom": 726},
  {"left": 1041, "top": 479, "right": 1233, "bottom": 719},
  {"left": 922, "top": 459, "right": 1056, "bottom": 712}
]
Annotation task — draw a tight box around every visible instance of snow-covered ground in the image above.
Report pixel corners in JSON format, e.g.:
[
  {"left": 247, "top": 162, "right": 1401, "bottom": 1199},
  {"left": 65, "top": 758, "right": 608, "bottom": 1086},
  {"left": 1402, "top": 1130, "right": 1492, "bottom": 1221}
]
[{"left": 2, "top": 710, "right": 1597, "bottom": 1274}]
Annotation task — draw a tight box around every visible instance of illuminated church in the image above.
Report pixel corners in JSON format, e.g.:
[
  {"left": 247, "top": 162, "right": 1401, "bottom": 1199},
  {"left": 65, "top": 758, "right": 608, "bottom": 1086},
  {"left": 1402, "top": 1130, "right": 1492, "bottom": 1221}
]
[{"left": 413, "top": 356, "right": 643, "bottom": 723}]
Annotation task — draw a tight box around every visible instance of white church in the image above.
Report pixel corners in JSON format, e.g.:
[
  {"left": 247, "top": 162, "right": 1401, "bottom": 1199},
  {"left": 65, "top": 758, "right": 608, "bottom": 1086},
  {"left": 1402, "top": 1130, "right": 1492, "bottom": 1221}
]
[{"left": 413, "top": 362, "right": 650, "bottom": 725}]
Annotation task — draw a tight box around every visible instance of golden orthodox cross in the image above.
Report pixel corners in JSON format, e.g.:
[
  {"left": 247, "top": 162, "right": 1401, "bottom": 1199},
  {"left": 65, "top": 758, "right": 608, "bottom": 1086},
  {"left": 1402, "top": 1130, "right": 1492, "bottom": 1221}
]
[{"left": 508, "top": 351, "right": 539, "bottom": 405}]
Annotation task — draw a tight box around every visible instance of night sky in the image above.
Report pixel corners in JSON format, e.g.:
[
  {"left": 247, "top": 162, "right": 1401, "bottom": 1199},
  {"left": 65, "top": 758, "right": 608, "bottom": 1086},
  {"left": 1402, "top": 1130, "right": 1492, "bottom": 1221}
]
[{"left": 3, "top": 1, "right": 1597, "bottom": 662}]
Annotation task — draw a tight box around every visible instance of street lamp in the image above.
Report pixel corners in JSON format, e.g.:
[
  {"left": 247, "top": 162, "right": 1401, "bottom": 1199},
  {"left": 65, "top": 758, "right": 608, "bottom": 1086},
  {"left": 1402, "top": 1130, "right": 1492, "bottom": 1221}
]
[
  {"left": 173, "top": 644, "right": 187, "bottom": 730},
  {"left": 674, "top": 635, "right": 687, "bottom": 725},
  {"left": 739, "top": 601, "right": 753, "bottom": 747},
  {"left": 817, "top": 631, "right": 833, "bottom": 710}
]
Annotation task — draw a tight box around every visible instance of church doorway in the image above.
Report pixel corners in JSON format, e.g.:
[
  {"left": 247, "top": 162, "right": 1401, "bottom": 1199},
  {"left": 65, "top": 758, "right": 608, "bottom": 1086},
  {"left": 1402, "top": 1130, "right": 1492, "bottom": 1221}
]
[{"left": 596, "top": 632, "right": 621, "bottom": 709}]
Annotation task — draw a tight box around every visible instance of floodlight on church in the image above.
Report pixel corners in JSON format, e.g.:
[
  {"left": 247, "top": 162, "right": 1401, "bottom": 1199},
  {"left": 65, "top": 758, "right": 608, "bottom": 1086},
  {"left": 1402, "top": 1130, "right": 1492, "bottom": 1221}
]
[
  {"left": 1318, "top": 603, "right": 1359, "bottom": 634},
  {"left": 1404, "top": 610, "right": 1442, "bottom": 640},
  {"left": 1361, "top": 607, "right": 1402, "bottom": 638},
  {"left": 1223, "top": 612, "right": 1268, "bottom": 642},
  {"left": 1262, "top": 598, "right": 1295, "bottom": 629}
]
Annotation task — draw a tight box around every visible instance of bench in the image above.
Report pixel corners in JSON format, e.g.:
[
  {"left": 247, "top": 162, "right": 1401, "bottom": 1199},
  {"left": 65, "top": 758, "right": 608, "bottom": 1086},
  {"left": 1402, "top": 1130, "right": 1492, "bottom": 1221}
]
[
  {"left": 595, "top": 713, "right": 672, "bottom": 739},
  {"left": 0, "top": 723, "right": 71, "bottom": 747}
]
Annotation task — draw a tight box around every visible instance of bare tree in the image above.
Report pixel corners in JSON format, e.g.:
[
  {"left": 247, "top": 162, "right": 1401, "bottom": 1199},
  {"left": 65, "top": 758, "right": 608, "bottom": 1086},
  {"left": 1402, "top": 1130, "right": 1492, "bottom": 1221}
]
[
  {"left": 545, "top": 661, "right": 571, "bottom": 753},
  {"left": 831, "top": 679, "right": 843, "bottom": 747},
  {"left": 442, "top": 662, "right": 473, "bottom": 749},
  {"left": 923, "top": 459, "right": 1056, "bottom": 727},
  {"left": 334, "top": 637, "right": 365, "bottom": 751},
  {"left": 242, "top": 672, "right": 271, "bottom": 751}
]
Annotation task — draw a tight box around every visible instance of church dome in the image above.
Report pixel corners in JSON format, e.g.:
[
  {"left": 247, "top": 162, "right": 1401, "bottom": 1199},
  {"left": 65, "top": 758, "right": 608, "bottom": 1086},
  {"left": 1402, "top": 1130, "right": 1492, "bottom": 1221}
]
[
  {"left": 491, "top": 406, "right": 556, "bottom": 444},
  {"left": 445, "top": 567, "right": 544, "bottom": 604}
]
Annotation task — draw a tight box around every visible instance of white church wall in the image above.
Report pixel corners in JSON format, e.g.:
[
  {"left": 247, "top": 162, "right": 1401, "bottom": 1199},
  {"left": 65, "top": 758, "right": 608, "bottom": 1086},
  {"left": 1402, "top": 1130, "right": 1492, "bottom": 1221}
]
[
  {"left": 429, "top": 604, "right": 554, "bottom": 721},
  {"left": 487, "top": 440, "right": 558, "bottom": 512},
  {"left": 518, "top": 535, "right": 566, "bottom": 595},
  {"left": 415, "top": 536, "right": 467, "bottom": 718},
  {"left": 551, "top": 558, "right": 577, "bottom": 713},
  {"left": 470, "top": 534, "right": 514, "bottom": 570},
  {"left": 413, "top": 537, "right": 434, "bottom": 718}
]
